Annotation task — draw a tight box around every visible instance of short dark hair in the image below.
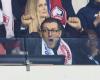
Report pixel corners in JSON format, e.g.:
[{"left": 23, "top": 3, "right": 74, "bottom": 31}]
[{"left": 40, "top": 17, "right": 63, "bottom": 30}]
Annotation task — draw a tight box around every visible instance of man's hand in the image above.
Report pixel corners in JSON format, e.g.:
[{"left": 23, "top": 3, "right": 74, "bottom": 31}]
[
  {"left": 67, "top": 17, "right": 83, "bottom": 31},
  {"left": 94, "top": 11, "right": 100, "bottom": 27}
]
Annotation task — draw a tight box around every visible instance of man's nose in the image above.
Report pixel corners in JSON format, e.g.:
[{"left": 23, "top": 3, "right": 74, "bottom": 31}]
[{"left": 48, "top": 31, "right": 52, "bottom": 37}]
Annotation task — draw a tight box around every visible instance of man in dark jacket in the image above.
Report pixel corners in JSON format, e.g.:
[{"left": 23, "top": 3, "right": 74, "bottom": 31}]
[{"left": 77, "top": 0, "right": 100, "bottom": 37}]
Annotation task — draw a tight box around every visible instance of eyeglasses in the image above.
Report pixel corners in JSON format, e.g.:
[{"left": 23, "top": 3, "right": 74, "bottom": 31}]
[{"left": 41, "top": 29, "right": 61, "bottom": 33}]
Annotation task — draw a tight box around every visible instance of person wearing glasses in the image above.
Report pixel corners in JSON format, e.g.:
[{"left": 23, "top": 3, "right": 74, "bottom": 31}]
[{"left": 40, "top": 17, "right": 72, "bottom": 64}]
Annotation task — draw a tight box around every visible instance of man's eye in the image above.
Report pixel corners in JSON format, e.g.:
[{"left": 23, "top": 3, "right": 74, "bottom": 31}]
[
  {"left": 41, "top": 30, "right": 46, "bottom": 32},
  {"left": 54, "top": 30, "right": 60, "bottom": 32}
]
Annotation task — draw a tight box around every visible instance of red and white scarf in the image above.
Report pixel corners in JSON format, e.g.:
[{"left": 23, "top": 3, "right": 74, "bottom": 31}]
[{"left": 42, "top": 39, "right": 72, "bottom": 64}]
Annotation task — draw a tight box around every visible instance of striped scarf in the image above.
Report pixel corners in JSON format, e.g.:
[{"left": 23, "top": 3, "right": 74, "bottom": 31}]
[{"left": 42, "top": 39, "right": 72, "bottom": 64}]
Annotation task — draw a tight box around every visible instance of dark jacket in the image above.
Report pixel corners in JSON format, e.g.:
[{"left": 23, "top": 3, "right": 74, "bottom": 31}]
[
  {"left": 77, "top": 1, "right": 100, "bottom": 37},
  {"left": 61, "top": 0, "right": 88, "bottom": 38}
]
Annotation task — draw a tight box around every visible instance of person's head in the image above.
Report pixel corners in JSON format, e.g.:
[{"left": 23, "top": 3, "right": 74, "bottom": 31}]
[
  {"left": 87, "top": 30, "right": 98, "bottom": 49},
  {"left": 40, "top": 17, "right": 63, "bottom": 48},
  {"left": 86, "top": 30, "right": 99, "bottom": 57},
  {"left": 36, "top": 0, "right": 49, "bottom": 18}
]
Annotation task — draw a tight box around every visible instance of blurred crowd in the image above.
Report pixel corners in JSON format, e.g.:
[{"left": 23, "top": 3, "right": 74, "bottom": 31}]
[{"left": 0, "top": 0, "right": 100, "bottom": 65}]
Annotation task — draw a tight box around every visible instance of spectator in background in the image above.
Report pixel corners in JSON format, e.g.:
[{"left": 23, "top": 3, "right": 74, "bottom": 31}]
[
  {"left": 86, "top": 30, "right": 100, "bottom": 64},
  {"left": 77, "top": 0, "right": 100, "bottom": 37},
  {"left": 0, "top": 0, "right": 27, "bottom": 55},
  {"left": 61, "top": 0, "right": 100, "bottom": 64},
  {"left": 21, "top": 0, "right": 49, "bottom": 34},
  {"left": 71, "top": 30, "right": 100, "bottom": 64},
  {"left": 61, "top": 0, "right": 88, "bottom": 38},
  {"left": 62, "top": 15, "right": 88, "bottom": 38},
  {"left": 0, "top": 0, "right": 14, "bottom": 55}
]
